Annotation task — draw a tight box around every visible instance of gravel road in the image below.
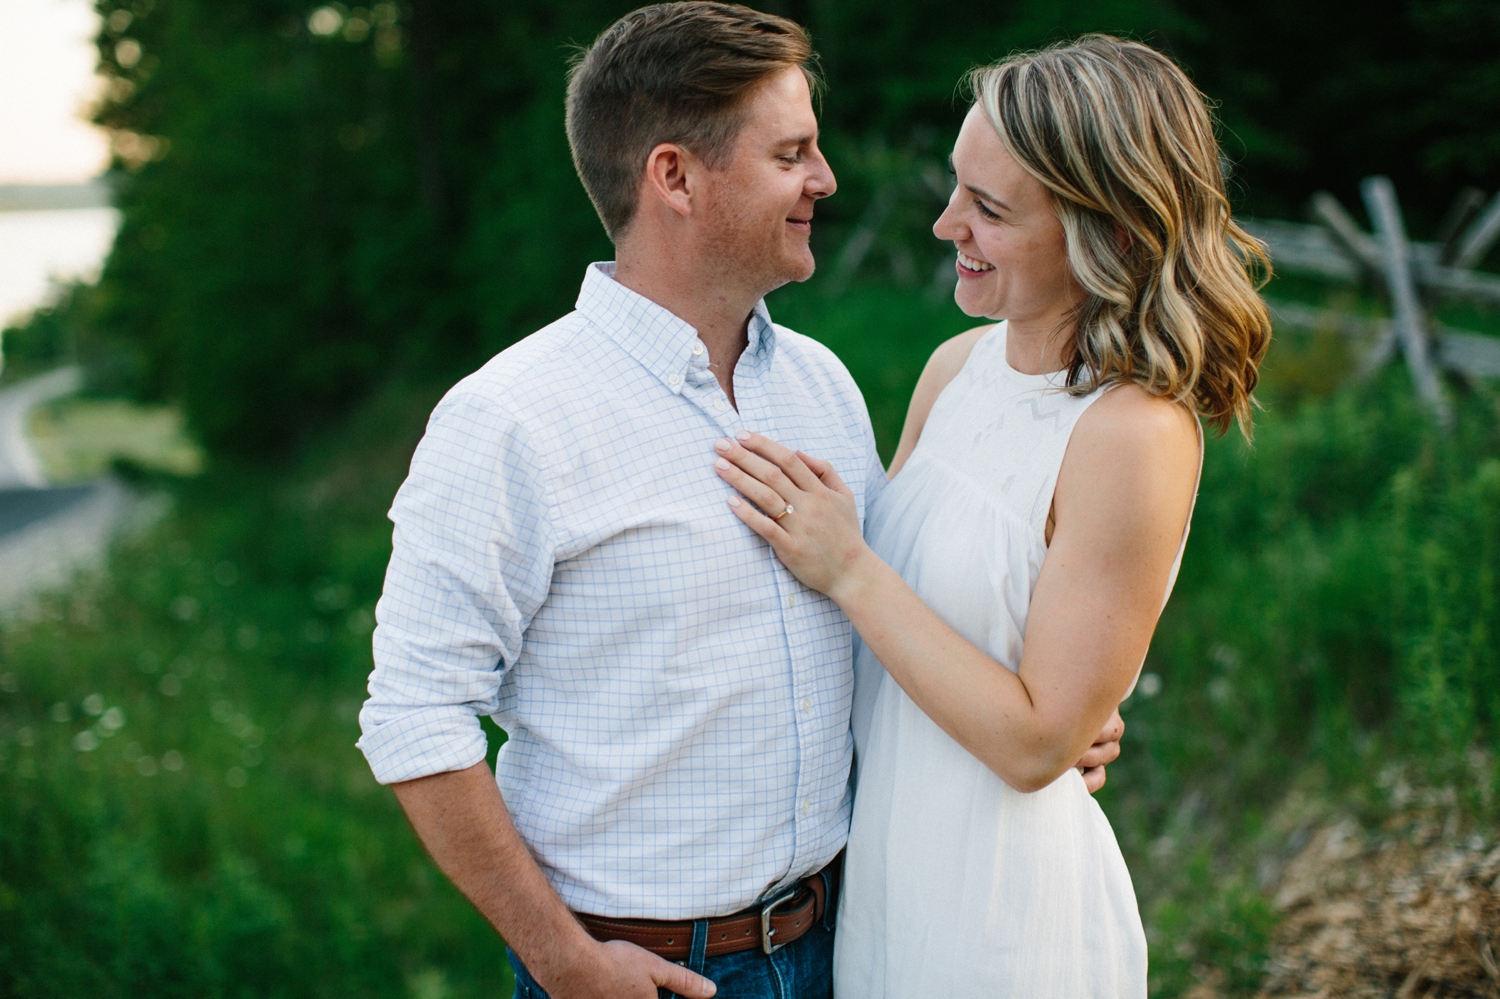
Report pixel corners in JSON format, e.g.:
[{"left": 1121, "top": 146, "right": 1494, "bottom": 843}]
[{"left": 0, "top": 367, "right": 138, "bottom": 614}]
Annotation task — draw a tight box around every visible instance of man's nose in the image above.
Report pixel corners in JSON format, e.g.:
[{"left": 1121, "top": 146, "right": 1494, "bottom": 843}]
[{"left": 807, "top": 149, "right": 836, "bottom": 199}]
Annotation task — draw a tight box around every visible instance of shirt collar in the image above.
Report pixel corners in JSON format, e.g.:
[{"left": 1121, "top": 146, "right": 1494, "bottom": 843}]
[{"left": 575, "top": 262, "right": 777, "bottom": 395}]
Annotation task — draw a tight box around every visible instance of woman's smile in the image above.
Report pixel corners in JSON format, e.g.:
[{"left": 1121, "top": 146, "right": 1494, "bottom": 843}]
[{"left": 956, "top": 250, "right": 995, "bottom": 276}]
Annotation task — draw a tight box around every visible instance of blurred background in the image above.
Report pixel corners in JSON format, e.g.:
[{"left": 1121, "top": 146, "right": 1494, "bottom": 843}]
[{"left": 1, "top": 2, "right": 1498, "bottom": 996}]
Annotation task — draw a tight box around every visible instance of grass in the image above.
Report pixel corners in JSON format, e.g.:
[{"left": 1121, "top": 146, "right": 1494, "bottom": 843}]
[
  {"left": 27, "top": 397, "right": 204, "bottom": 482},
  {"left": 1, "top": 380, "right": 512, "bottom": 998},
  {"left": 4, "top": 277, "right": 1500, "bottom": 997}
]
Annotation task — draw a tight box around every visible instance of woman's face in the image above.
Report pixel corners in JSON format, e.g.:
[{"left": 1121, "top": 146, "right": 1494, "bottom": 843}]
[{"left": 934, "top": 107, "right": 1081, "bottom": 325}]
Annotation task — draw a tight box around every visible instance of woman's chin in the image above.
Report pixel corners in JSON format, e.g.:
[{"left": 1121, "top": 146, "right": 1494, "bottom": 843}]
[{"left": 952, "top": 286, "right": 995, "bottom": 318}]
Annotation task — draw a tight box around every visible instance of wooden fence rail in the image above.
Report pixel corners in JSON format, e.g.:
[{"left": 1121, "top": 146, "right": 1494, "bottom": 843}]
[{"left": 1239, "top": 176, "right": 1500, "bottom": 424}]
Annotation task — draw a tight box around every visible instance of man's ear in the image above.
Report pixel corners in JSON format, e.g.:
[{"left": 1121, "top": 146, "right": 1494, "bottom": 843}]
[{"left": 641, "top": 142, "right": 699, "bottom": 219}]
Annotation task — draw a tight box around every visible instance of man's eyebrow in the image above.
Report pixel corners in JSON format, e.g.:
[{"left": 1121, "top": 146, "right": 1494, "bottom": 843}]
[{"left": 778, "top": 133, "right": 816, "bottom": 147}]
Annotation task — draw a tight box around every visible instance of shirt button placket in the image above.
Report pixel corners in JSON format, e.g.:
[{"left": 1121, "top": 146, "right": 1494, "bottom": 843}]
[{"left": 783, "top": 577, "right": 817, "bottom": 873}]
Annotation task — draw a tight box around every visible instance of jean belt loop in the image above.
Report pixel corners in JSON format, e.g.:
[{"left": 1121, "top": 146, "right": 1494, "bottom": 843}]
[
  {"left": 688, "top": 917, "right": 709, "bottom": 975},
  {"left": 820, "top": 870, "right": 838, "bottom": 932}
]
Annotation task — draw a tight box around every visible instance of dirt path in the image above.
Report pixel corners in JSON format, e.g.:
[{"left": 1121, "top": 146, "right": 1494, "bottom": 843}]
[
  {"left": 0, "top": 367, "right": 141, "bottom": 614},
  {"left": 0, "top": 366, "right": 81, "bottom": 489}
]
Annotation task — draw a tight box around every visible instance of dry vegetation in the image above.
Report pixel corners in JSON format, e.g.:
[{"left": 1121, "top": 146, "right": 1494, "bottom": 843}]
[{"left": 1187, "top": 765, "right": 1500, "bottom": 999}]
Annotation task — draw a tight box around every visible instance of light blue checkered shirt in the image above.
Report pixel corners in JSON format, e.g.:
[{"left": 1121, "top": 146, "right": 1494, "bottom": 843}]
[{"left": 358, "top": 262, "right": 885, "bottom": 919}]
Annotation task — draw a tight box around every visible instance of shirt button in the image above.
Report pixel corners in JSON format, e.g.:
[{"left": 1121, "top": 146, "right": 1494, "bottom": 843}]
[
  {"left": 692, "top": 342, "right": 704, "bottom": 356},
  {"left": 800, "top": 697, "right": 811, "bottom": 713},
  {"left": 785, "top": 593, "right": 796, "bottom": 608},
  {"left": 714, "top": 398, "right": 727, "bottom": 413},
  {"left": 668, "top": 373, "right": 681, "bottom": 387},
  {"left": 801, "top": 798, "right": 811, "bottom": 815}
]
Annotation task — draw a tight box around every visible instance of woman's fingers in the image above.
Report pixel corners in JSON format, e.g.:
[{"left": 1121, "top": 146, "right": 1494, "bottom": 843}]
[
  {"left": 726, "top": 493, "right": 787, "bottom": 545},
  {"left": 796, "top": 450, "right": 835, "bottom": 477},
  {"left": 715, "top": 454, "right": 793, "bottom": 517},
  {"left": 714, "top": 437, "right": 801, "bottom": 503},
  {"left": 735, "top": 432, "right": 822, "bottom": 491},
  {"left": 796, "top": 450, "right": 854, "bottom": 497}
]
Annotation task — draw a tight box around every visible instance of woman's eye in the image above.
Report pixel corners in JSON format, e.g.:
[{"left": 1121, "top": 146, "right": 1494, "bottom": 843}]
[{"left": 974, "top": 198, "right": 1002, "bottom": 221}]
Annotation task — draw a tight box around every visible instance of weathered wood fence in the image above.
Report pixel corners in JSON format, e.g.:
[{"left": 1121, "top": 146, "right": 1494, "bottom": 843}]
[
  {"left": 1241, "top": 179, "right": 1500, "bottom": 426},
  {"left": 829, "top": 164, "right": 1500, "bottom": 426}
]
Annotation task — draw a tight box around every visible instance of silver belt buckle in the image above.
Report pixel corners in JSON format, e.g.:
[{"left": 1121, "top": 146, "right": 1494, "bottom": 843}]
[{"left": 759, "top": 884, "right": 803, "bottom": 955}]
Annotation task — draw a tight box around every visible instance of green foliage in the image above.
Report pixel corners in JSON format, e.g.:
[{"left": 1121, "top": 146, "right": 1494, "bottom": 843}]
[
  {"left": 1146, "top": 856, "right": 1278, "bottom": 998},
  {"left": 89, "top": 0, "right": 1500, "bottom": 454},
  {"left": 4, "top": 282, "right": 1500, "bottom": 993},
  {"left": 780, "top": 283, "right": 1500, "bottom": 994},
  {"left": 0, "top": 380, "right": 512, "bottom": 998},
  {"left": 1, "top": 287, "right": 84, "bottom": 385},
  {"left": 9, "top": 0, "right": 1499, "bottom": 993},
  {"left": 1173, "top": 0, "right": 1500, "bottom": 228},
  {"left": 1105, "top": 338, "right": 1500, "bottom": 995},
  {"left": 89, "top": 0, "right": 621, "bottom": 455}
]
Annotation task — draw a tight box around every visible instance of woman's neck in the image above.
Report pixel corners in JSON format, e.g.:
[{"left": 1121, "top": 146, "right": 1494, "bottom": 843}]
[{"left": 1003, "top": 314, "right": 1075, "bottom": 375}]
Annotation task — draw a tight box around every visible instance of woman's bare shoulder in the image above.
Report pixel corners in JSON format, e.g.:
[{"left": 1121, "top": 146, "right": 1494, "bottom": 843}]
[
  {"left": 1075, "top": 383, "right": 1199, "bottom": 456},
  {"left": 1059, "top": 383, "right": 1200, "bottom": 521},
  {"left": 887, "top": 324, "right": 996, "bottom": 477},
  {"left": 924, "top": 324, "right": 996, "bottom": 387}
]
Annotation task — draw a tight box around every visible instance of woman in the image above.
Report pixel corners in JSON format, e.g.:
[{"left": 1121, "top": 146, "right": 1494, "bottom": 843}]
[{"left": 710, "top": 35, "right": 1270, "bottom": 997}]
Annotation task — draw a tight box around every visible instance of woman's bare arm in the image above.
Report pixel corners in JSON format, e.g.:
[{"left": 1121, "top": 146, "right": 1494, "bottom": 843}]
[{"left": 713, "top": 386, "right": 1197, "bottom": 792}]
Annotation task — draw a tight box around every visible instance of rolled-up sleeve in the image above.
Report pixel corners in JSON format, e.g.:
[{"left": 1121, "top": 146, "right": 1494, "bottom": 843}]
[{"left": 357, "top": 388, "right": 556, "bottom": 784}]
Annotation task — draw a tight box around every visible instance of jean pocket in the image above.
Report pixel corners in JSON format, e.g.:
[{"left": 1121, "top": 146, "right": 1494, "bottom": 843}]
[{"left": 507, "top": 949, "right": 545, "bottom": 999}]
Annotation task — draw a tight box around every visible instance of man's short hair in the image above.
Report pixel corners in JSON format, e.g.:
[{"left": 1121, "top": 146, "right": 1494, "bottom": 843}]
[{"left": 566, "top": 2, "right": 818, "bottom": 241}]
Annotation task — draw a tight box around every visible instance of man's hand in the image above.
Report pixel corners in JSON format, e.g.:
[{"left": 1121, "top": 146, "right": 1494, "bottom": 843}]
[
  {"left": 540, "top": 939, "right": 716, "bottom": 999},
  {"left": 391, "top": 763, "right": 715, "bottom": 999},
  {"left": 1076, "top": 708, "right": 1124, "bottom": 793}
]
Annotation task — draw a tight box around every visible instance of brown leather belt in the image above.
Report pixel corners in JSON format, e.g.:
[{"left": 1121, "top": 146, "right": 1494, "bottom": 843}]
[{"left": 575, "top": 854, "right": 840, "bottom": 960}]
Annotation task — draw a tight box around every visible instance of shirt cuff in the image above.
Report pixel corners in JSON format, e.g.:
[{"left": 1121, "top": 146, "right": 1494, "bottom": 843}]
[{"left": 356, "top": 705, "right": 491, "bottom": 784}]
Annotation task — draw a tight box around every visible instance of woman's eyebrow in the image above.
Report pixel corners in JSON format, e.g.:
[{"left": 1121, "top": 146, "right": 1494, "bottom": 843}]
[
  {"left": 966, "top": 183, "right": 1011, "bottom": 212},
  {"left": 948, "top": 155, "right": 1012, "bottom": 211}
]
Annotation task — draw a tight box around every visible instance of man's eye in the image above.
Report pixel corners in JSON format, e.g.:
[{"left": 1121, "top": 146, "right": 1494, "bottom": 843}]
[{"left": 779, "top": 154, "right": 801, "bottom": 164}]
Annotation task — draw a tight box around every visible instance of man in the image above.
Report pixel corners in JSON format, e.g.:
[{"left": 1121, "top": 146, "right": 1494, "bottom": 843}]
[{"left": 357, "top": 6, "right": 1122, "bottom": 998}]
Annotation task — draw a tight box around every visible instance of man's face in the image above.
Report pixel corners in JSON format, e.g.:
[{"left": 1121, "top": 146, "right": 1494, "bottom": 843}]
[{"left": 698, "top": 66, "right": 836, "bottom": 295}]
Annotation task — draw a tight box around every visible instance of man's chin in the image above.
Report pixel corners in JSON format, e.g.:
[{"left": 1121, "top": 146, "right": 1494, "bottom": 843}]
[{"left": 782, "top": 248, "right": 817, "bottom": 285}]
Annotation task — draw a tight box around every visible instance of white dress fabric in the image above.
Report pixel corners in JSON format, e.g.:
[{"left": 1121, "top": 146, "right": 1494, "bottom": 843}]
[{"left": 834, "top": 322, "right": 1197, "bottom": 998}]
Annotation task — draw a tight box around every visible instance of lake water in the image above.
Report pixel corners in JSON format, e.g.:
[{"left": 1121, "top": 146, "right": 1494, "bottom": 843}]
[{"left": 0, "top": 206, "right": 119, "bottom": 328}]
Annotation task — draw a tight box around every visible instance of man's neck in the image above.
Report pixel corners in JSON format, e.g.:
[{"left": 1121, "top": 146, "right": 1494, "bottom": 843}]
[{"left": 613, "top": 247, "right": 763, "bottom": 407}]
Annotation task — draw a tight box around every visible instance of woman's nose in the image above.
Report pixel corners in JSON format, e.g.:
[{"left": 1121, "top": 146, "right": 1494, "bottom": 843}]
[{"left": 933, "top": 201, "right": 964, "bottom": 241}]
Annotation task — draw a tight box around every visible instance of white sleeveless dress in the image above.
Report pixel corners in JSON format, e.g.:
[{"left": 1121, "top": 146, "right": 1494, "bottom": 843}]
[{"left": 833, "top": 322, "right": 1198, "bottom": 998}]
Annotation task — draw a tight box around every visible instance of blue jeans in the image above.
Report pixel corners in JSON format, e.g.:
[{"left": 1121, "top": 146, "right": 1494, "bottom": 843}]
[{"left": 507, "top": 881, "right": 837, "bottom": 999}]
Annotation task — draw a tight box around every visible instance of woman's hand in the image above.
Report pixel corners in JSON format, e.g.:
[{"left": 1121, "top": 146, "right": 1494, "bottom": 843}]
[{"left": 713, "top": 431, "right": 873, "bottom": 600}]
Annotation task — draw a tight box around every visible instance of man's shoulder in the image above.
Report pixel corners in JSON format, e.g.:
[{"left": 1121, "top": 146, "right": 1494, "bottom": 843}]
[
  {"left": 772, "top": 324, "right": 871, "bottom": 433},
  {"left": 772, "top": 325, "right": 860, "bottom": 394},
  {"left": 452, "top": 312, "right": 591, "bottom": 406},
  {"left": 429, "top": 312, "right": 609, "bottom": 432},
  {"left": 416, "top": 313, "right": 599, "bottom": 457}
]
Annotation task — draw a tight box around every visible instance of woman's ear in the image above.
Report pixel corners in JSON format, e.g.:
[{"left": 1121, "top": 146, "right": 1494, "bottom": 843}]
[{"left": 1113, "top": 222, "right": 1132, "bottom": 255}]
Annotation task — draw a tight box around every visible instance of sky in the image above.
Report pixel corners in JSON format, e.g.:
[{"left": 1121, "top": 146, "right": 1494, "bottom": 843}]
[{"left": 0, "top": 0, "right": 110, "bottom": 185}]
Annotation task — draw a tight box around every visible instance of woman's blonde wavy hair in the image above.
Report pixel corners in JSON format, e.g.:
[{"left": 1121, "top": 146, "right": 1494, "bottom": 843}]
[{"left": 968, "top": 34, "right": 1272, "bottom": 437}]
